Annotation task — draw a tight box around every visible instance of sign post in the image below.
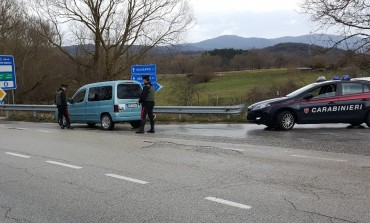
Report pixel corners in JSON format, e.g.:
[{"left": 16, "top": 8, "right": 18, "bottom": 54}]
[{"left": 130, "top": 64, "right": 163, "bottom": 91}]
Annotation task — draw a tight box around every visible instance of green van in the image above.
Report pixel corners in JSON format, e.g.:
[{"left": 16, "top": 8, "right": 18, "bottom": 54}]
[{"left": 68, "top": 80, "right": 142, "bottom": 130}]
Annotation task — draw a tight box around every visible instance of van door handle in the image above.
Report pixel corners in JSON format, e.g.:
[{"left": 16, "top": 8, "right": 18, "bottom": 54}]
[
  {"left": 328, "top": 101, "right": 336, "bottom": 104},
  {"left": 361, "top": 98, "right": 369, "bottom": 101}
]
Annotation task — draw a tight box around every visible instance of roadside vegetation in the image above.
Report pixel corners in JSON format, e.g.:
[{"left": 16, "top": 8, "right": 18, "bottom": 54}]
[{"left": 155, "top": 68, "right": 355, "bottom": 106}]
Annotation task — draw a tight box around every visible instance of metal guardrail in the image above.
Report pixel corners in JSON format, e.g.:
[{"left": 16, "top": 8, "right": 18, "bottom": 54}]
[
  {"left": 0, "top": 104, "right": 57, "bottom": 118},
  {"left": 0, "top": 104, "right": 245, "bottom": 118},
  {"left": 154, "top": 104, "right": 245, "bottom": 115}
]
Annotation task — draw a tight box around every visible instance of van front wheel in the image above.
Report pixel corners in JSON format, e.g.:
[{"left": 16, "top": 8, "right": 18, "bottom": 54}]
[
  {"left": 101, "top": 114, "right": 114, "bottom": 130},
  {"left": 130, "top": 120, "right": 141, "bottom": 129}
]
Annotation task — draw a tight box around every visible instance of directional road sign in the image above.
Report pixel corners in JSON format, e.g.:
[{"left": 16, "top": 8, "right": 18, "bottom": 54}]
[
  {"left": 130, "top": 64, "right": 163, "bottom": 91},
  {"left": 0, "top": 88, "right": 6, "bottom": 101},
  {"left": 0, "top": 55, "right": 17, "bottom": 90},
  {"left": 131, "top": 64, "right": 156, "bottom": 75},
  {"left": 131, "top": 73, "right": 157, "bottom": 83}
]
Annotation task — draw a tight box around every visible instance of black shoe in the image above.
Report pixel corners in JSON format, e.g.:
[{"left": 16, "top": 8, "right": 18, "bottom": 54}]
[
  {"left": 66, "top": 126, "right": 73, "bottom": 129},
  {"left": 146, "top": 130, "right": 155, "bottom": 133},
  {"left": 136, "top": 129, "right": 144, "bottom": 134}
]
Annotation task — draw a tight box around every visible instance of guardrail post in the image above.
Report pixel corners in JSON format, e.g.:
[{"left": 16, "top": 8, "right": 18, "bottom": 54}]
[
  {"left": 179, "top": 114, "right": 182, "bottom": 121},
  {"left": 32, "top": 111, "right": 37, "bottom": 117},
  {"left": 6, "top": 110, "right": 9, "bottom": 118}
]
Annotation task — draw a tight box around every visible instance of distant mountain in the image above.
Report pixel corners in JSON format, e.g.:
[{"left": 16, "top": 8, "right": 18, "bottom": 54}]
[
  {"left": 184, "top": 34, "right": 362, "bottom": 51},
  {"left": 62, "top": 34, "right": 360, "bottom": 55},
  {"left": 263, "top": 42, "right": 346, "bottom": 58}
]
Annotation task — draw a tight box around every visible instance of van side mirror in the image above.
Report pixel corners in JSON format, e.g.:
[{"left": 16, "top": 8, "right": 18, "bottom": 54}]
[{"left": 69, "top": 98, "right": 75, "bottom": 104}]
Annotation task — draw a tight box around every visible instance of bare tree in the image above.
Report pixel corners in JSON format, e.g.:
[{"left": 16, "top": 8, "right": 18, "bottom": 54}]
[
  {"left": 0, "top": 0, "right": 23, "bottom": 51},
  {"left": 29, "top": 0, "right": 194, "bottom": 82},
  {"left": 300, "top": 0, "right": 370, "bottom": 52},
  {"left": 168, "top": 75, "right": 202, "bottom": 106}
]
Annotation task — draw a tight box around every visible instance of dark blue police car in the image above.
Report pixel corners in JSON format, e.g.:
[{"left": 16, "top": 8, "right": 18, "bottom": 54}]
[{"left": 246, "top": 76, "right": 370, "bottom": 130}]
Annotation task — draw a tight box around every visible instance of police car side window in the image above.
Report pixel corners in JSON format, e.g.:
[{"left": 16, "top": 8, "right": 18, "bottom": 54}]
[
  {"left": 310, "top": 84, "right": 336, "bottom": 99},
  {"left": 342, "top": 83, "right": 363, "bottom": 95},
  {"left": 364, "top": 84, "right": 370, "bottom": 93}
]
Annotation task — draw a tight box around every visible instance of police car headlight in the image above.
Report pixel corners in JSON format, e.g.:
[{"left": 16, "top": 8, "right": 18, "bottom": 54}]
[{"left": 252, "top": 103, "right": 271, "bottom": 111}]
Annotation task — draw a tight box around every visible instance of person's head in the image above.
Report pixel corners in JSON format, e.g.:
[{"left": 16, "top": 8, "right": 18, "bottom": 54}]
[
  {"left": 61, "top": 84, "right": 68, "bottom": 91},
  {"left": 143, "top": 76, "right": 150, "bottom": 84}
]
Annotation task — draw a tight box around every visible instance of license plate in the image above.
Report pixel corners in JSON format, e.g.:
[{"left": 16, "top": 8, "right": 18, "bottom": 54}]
[{"left": 127, "top": 103, "right": 138, "bottom": 108}]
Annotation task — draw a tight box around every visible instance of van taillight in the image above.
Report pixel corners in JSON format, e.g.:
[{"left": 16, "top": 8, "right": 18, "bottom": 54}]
[{"left": 114, "top": 105, "right": 119, "bottom": 113}]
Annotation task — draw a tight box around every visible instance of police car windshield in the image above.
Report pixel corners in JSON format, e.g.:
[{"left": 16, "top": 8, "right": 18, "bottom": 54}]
[{"left": 286, "top": 83, "right": 318, "bottom": 97}]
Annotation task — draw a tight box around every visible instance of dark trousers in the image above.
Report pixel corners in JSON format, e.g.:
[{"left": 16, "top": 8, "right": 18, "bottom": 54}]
[
  {"left": 57, "top": 106, "right": 71, "bottom": 126},
  {"left": 140, "top": 103, "right": 154, "bottom": 130}
]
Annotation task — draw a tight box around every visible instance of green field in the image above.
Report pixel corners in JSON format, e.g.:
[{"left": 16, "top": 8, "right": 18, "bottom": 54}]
[{"left": 156, "top": 69, "right": 341, "bottom": 106}]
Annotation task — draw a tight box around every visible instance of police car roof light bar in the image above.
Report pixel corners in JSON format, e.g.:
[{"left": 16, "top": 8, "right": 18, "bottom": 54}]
[
  {"left": 317, "top": 76, "right": 327, "bottom": 82},
  {"left": 332, "top": 76, "right": 340, "bottom": 80},
  {"left": 341, "top": 74, "right": 351, "bottom": 80}
]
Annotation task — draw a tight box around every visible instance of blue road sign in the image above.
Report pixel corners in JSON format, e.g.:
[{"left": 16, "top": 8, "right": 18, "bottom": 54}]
[
  {"left": 0, "top": 55, "right": 17, "bottom": 90},
  {"left": 153, "top": 83, "right": 163, "bottom": 91},
  {"left": 131, "top": 64, "right": 156, "bottom": 75},
  {"left": 130, "top": 64, "right": 163, "bottom": 91},
  {"left": 131, "top": 74, "right": 157, "bottom": 83}
]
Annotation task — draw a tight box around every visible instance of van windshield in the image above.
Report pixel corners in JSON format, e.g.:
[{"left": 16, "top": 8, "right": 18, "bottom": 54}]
[{"left": 117, "top": 84, "right": 142, "bottom": 99}]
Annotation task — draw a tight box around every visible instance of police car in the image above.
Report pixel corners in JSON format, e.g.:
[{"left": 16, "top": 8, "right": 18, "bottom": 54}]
[{"left": 246, "top": 75, "right": 370, "bottom": 130}]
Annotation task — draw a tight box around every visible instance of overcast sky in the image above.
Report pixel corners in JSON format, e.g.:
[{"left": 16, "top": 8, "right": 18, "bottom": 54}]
[{"left": 187, "top": 0, "right": 313, "bottom": 43}]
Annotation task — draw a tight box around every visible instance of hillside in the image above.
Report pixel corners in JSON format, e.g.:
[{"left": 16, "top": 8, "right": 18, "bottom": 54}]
[{"left": 185, "top": 34, "right": 361, "bottom": 51}]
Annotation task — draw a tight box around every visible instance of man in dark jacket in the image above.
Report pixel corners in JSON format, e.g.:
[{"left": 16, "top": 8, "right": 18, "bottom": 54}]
[
  {"left": 136, "top": 76, "right": 155, "bottom": 133},
  {"left": 55, "top": 84, "right": 72, "bottom": 129}
]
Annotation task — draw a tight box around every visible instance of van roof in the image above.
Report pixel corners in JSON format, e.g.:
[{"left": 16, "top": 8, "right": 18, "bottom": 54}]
[{"left": 82, "top": 80, "right": 141, "bottom": 88}]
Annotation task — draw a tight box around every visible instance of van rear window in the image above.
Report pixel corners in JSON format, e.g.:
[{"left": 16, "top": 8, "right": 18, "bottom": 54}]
[{"left": 117, "top": 84, "right": 142, "bottom": 99}]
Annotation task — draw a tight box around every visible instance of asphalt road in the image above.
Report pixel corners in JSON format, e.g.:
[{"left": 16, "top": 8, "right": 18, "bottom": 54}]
[{"left": 0, "top": 121, "right": 369, "bottom": 223}]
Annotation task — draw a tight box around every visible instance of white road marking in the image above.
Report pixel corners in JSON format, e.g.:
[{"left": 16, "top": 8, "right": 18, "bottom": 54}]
[
  {"left": 37, "top": 130, "right": 50, "bottom": 133},
  {"left": 221, "top": 147, "right": 245, "bottom": 152},
  {"left": 8, "top": 127, "right": 27, "bottom": 130},
  {"left": 5, "top": 152, "right": 31, "bottom": 158},
  {"left": 46, "top": 161, "right": 83, "bottom": 169},
  {"left": 205, "top": 197, "right": 252, "bottom": 210},
  {"left": 105, "top": 174, "right": 148, "bottom": 185},
  {"left": 290, "top": 155, "right": 347, "bottom": 162}
]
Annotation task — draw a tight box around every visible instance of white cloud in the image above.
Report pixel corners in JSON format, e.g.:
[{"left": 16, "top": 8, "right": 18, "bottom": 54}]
[
  {"left": 187, "top": 0, "right": 310, "bottom": 42},
  {"left": 190, "top": 0, "right": 299, "bottom": 13}
]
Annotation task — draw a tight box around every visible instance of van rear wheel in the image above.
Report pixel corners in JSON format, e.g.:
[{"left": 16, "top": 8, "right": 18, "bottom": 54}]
[
  {"left": 101, "top": 114, "right": 114, "bottom": 130},
  {"left": 130, "top": 120, "right": 141, "bottom": 129}
]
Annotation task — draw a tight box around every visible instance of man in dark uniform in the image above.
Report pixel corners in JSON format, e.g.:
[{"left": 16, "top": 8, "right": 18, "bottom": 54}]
[
  {"left": 55, "top": 84, "right": 72, "bottom": 129},
  {"left": 136, "top": 76, "right": 155, "bottom": 133}
]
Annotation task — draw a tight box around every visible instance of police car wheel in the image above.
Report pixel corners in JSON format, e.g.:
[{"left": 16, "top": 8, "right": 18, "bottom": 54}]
[
  {"left": 366, "top": 112, "right": 370, "bottom": 128},
  {"left": 276, "top": 111, "right": 295, "bottom": 131},
  {"left": 101, "top": 114, "right": 114, "bottom": 130}
]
